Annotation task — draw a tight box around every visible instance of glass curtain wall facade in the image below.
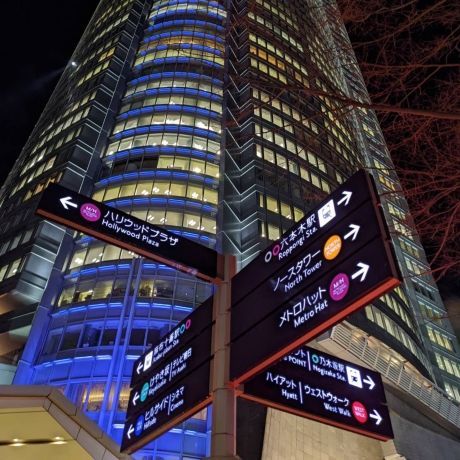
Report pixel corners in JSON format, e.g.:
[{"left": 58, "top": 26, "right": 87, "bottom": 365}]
[
  {"left": 1, "top": 0, "right": 459, "bottom": 458},
  {"left": 223, "top": 0, "right": 460, "bottom": 401},
  {"left": 0, "top": 0, "right": 150, "bottom": 383},
  {"left": 15, "top": 1, "right": 227, "bottom": 458}
]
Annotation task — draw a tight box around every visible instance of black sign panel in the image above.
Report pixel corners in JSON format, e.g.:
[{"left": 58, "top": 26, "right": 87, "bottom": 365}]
[
  {"left": 232, "top": 170, "right": 377, "bottom": 305},
  {"left": 242, "top": 346, "right": 393, "bottom": 441},
  {"left": 36, "top": 183, "right": 218, "bottom": 281},
  {"left": 230, "top": 237, "right": 400, "bottom": 383},
  {"left": 131, "top": 297, "right": 213, "bottom": 386},
  {"left": 127, "top": 326, "right": 212, "bottom": 416},
  {"left": 121, "top": 361, "right": 211, "bottom": 453},
  {"left": 232, "top": 200, "right": 384, "bottom": 341}
]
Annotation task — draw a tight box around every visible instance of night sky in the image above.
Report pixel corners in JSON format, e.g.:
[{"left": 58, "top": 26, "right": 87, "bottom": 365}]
[
  {"left": 0, "top": 2, "right": 456, "bottom": 302},
  {"left": 0, "top": 1, "right": 97, "bottom": 185}
]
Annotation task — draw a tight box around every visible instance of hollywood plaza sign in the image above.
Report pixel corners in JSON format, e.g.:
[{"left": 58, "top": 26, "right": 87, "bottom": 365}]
[{"left": 36, "top": 170, "right": 400, "bottom": 454}]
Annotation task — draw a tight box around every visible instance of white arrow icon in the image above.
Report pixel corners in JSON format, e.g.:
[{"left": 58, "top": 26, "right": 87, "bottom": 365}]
[
  {"left": 132, "top": 392, "right": 139, "bottom": 406},
  {"left": 344, "top": 224, "right": 360, "bottom": 241},
  {"left": 60, "top": 196, "right": 78, "bottom": 210},
  {"left": 370, "top": 409, "right": 382, "bottom": 425},
  {"left": 363, "top": 375, "right": 376, "bottom": 390},
  {"left": 337, "top": 191, "right": 352, "bottom": 206},
  {"left": 127, "top": 424, "right": 135, "bottom": 439},
  {"left": 136, "top": 361, "right": 143, "bottom": 375},
  {"left": 351, "top": 262, "right": 370, "bottom": 282}
]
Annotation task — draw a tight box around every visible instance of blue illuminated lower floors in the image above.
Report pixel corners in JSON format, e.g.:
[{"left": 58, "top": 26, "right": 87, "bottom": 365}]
[
  {"left": 19, "top": 261, "right": 214, "bottom": 458},
  {"left": 29, "top": 346, "right": 210, "bottom": 458}
]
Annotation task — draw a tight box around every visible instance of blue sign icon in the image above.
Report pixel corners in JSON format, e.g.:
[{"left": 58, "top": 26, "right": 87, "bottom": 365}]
[
  {"left": 311, "top": 354, "right": 319, "bottom": 364},
  {"left": 135, "top": 415, "right": 144, "bottom": 436}
]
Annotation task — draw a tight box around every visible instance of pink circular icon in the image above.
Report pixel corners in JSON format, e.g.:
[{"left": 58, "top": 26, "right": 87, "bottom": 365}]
[
  {"left": 352, "top": 401, "right": 368, "bottom": 424},
  {"left": 329, "top": 273, "right": 350, "bottom": 301},
  {"left": 80, "top": 203, "right": 101, "bottom": 222}
]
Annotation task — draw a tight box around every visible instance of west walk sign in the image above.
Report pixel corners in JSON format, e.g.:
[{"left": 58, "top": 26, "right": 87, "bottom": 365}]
[
  {"left": 36, "top": 183, "right": 218, "bottom": 282},
  {"left": 242, "top": 346, "right": 393, "bottom": 441},
  {"left": 230, "top": 171, "right": 401, "bottom": 383}
]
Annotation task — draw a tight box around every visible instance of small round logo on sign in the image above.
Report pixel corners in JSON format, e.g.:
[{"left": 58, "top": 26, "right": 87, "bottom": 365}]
[
  {"left": 135, "top": 414, "right": 144, "bottom": 436},
  {"left": 352, "top": 401, "right": 368, "bottom": 424},
  {"left": 323, "top": 234, "right": 342, "bottom": 260},
  {"left": 329, "top": 273, "right": 350, "bottom": 301},
  {"left": 80, "top": 203, "right": 101, "bottom": 222},
  {"left": 140, "top": 382, "right": 149, "bottom": 402}
]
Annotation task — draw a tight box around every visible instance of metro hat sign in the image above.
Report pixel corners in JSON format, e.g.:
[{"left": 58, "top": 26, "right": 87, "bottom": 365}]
[
  {"left": 230, "top": 236, "right": 400, "bottom": 383},
  {"left": 230, "top": 170, "right": 401, "bottom": 384},
  {"left": 36, "top": 183, "right": 218, "bottom": 281}
]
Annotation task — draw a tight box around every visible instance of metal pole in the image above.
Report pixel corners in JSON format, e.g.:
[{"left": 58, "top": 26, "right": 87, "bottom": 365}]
[{"left": 207, "top": 253, "right": 241, "bottom": 460}]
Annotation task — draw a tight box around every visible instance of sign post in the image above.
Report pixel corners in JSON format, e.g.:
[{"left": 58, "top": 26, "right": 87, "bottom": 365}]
[
  {"left": 36, "top": 170, "right": 399, "bottom": 455},
  {"left": 207, "top": 254, "right": 240, "bottom": 460}
]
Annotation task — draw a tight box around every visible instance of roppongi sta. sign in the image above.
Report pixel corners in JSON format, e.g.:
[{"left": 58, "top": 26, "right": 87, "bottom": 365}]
[{"left": 230, "top": 170, "right": 401, "bottom": 383}]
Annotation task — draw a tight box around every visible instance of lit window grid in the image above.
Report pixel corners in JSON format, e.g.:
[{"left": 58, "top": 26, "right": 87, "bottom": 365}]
[
  {"left": 58, "top": 262, "right": 212, "bottom": 309},
  {"left": 247, "top": 11, "right": 303, "bottom": 52},
  {"left": 149, "top": 2, "right": 227, "bottom": 22},
  {"left": 138, "top": 35, "right": 225, "bottom": 55},
  {"left": 365, "top": 305, "right": 432, "bottom": 372},
  {"left": 101, "top": 152, "right": 219, "bottom": 180},
  {"left": 105, "top": 131, "right": 221, "bottom": 157},
  {"left": 254, "top": 125, "right": 331, "bottom": 193},
  {"left": 427, "top": 325, "right": 456, "bottom": 353},
  {"left": 258, "top": 192, "right": 304, "bottom": 222},
  {"left": 112, "top": 110, "right": 222, "bottom": 136},
  {"left": 125, "top": 72, "right": 224, "bottom": 98},
  {"left": 254, "top": 0, "right": 299, "bottom": 30},
  {"left": 119, "top": 91, "right": 223, "bottom": 116},
  {"left": 134, "top": 51, "right": 224, "bottom": 70},
  {"left": 93, "top": 177, "right": 218, "bottom": 206}
]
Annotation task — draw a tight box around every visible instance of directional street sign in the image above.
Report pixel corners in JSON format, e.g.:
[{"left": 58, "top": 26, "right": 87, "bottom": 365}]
[
  {"left": 230, "top": 236, "right": 400, "bottom": 383},
  {"left": 232, "top": 170, "right": 378, "bottom": 306},
  {"left": 122, "top": 360, "right": 212, "bottom": 453},
  {"left": 131, "top": 296, "right": 213, "bottom": 387},
  {"left": 36, "top": 183, "right": 218, "bottom": 281},
  {"left": 231, "top": 200, "right": 385, "bottom": 341},
  {"left": 230, "top": 170, "right": 400, "bottom": 383},
  {"left": 241, "top": 346, "right": 393, "bottom": 441},
  {"left": 127, "top": 326, "right": 213, "bottom": 416}
]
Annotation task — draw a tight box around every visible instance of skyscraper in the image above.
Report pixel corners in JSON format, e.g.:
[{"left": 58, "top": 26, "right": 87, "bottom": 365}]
[{"left": 2, "top": 1, "right": 460, "bottom": 458}]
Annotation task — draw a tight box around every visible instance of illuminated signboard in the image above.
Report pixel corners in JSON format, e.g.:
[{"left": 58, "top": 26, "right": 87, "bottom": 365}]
[
  {"left": 123, "top": 298, "right": 214, "bottom": 453},
  {"left": 122, "top": 361, "right": 212, "bottom": 453},
  {"left": 242, "top": 346, "right": 393, "bottom": 441},
  {"left": 232, "top": 170, "right": 377, "bottom": 306},
  {"left": 131, "top": 297, "right": 213, "bottom": 386},
  {"left": 36, "top": 183, "right": 218, "bottom": 281},
  {"left": 230, "top": 237, "right": 400, "bottom": 383},
  {"left": 127, "top": 327, "right": 212, "bottom": 416},
  {"left": 232, "top": 200, "right": 385, "bottom": 341}
]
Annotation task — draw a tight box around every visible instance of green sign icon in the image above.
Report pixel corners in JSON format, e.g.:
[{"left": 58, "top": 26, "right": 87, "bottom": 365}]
[{"left": 141, "top": 382, "right": 149, "bottom": 402}]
